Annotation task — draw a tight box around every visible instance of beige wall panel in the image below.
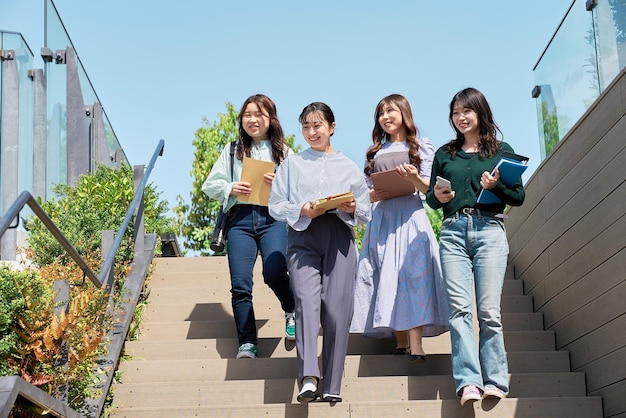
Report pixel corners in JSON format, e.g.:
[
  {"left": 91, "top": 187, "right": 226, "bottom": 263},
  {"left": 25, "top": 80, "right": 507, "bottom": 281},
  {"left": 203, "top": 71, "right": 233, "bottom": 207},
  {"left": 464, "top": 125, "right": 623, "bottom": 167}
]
[
  {"left": 516, "top": 252, "right": 550, "bottom": 295},
  {"left": 505, "top": 176, "right": 545, "bottom": 236},
  {"left": 546, "top": 119, "right": 626, "bottom": 216},
  {"left": 545, "top": 212, "right": 626, "bottom": 303},
  {"left": 565, "top": 314, "right": 626, "bottom": 371},
  {"left": 583, "top": 347, "right": 626, "bottom": 393},
  {"left": 589, "top": 378, "right": 626, "bottom": 417},
  {"left": 507, "top": 204, "right": 549, "bottom": 271},
  {"left": 550, "top": 278, "right": 626, "bottom": 348},
  {"left": 541, "top": 248, "right": 626, "bottom": 327}
]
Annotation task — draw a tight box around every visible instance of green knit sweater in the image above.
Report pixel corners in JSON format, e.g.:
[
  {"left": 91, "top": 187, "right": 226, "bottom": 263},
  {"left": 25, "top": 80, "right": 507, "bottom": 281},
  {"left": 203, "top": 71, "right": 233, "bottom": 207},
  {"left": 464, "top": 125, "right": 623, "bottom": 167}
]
[{"left": 425, "top": 142, "right": 525, "bottom": 219}]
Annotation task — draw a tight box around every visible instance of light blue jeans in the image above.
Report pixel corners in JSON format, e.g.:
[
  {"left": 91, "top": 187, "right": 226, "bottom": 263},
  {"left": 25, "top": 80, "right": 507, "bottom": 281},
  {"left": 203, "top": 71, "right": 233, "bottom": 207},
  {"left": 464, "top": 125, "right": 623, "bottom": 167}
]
[{"left": 439, "top": 211, "right": 509, "bottom": 396}]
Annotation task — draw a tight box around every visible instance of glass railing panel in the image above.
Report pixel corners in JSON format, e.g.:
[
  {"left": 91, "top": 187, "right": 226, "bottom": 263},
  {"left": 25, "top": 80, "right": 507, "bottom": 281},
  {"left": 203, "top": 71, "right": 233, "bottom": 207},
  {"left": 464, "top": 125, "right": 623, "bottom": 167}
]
[
  {"left": 0, "top": 31, "right": 35, "bottom": 213},
  {"left": 44, "top": 0, "right": 127, "bottom": 196},
  {"left": 594, "top": 0, "right": 626, "bottom": 90},
  {"left": 533, "top": 0, "right": 599, "bottom": 158}
]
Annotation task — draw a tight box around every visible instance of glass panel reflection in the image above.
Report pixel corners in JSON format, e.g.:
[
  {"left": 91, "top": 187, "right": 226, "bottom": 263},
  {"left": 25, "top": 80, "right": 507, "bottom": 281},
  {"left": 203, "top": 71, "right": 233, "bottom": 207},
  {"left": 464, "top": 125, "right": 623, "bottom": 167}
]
[{"left": 534, "top": 0, "right": 626, "bottom": 159}]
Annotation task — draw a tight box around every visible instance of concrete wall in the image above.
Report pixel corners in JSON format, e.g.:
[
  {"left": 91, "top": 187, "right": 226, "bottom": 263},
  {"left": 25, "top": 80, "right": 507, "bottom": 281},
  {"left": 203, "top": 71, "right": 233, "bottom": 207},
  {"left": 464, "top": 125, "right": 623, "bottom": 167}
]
[{"left": 505, "top": 67, "right": 626, "bottom": 417}]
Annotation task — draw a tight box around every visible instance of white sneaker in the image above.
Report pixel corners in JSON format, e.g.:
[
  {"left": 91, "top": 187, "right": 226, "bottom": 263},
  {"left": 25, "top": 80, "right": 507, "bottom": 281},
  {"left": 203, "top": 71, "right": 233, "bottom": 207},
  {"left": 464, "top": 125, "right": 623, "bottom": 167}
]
[{"left": 483, "top": 385, "right": 506, "bottom": 399}]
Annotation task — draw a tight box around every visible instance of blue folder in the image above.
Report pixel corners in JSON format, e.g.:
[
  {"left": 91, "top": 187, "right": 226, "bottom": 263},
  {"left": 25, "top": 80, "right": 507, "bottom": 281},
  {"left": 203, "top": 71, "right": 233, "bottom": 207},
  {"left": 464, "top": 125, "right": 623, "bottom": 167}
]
[{"left": 477, "top": 152, "right": 528, "bottom": 204}]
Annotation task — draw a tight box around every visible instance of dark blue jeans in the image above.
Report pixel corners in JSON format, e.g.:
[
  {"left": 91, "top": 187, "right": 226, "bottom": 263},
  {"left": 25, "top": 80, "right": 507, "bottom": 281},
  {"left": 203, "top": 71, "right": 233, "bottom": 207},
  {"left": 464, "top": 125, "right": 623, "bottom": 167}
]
[{"left": 226, "top": 204, "right": 295, "bottom": 345}]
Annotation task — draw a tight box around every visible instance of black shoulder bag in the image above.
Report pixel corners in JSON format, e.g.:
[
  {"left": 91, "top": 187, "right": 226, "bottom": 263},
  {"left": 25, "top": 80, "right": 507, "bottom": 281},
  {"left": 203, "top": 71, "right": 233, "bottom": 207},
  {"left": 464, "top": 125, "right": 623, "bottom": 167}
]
[{"left": 210, "top": 141, "right": 236, "bottom": 253}]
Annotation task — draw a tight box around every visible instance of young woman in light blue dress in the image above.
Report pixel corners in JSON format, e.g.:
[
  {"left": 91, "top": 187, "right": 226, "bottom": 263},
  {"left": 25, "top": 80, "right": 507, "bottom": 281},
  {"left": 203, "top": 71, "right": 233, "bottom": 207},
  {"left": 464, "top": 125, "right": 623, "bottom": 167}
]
[{"left": 351, "top": 94, "right": 449, "bottom": 361}]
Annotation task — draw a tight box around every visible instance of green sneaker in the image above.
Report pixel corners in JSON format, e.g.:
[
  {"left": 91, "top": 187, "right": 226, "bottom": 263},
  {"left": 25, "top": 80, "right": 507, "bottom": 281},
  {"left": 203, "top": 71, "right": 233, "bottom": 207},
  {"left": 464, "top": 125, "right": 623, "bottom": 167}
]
[
  {"left": 236, "top": 343, "right": 257, "bottom": 359},
  {"left": 285, "top": 312, "right": 296, "bottom": 341}
]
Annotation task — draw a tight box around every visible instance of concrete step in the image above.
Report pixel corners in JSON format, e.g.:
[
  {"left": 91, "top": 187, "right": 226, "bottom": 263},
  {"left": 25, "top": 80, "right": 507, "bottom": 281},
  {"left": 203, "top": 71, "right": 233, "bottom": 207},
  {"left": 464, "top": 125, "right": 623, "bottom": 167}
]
[
  {"left": 131, "top": 319, "right": 554, "bottom": 351},
  {"left": 141, "top": 295, "right": 536, "bottom": 323},
  {"left": 111, "top": 373, "right": 588, "bottom": 407},
  {"left": 117, "top": 351, "right": 571, "bottom": 383},
  {"left": 107, "top": 257, "right": 604, "bottom": 418},
  {"left": 147, "top": 258, "right": 523, "bottom": 295},
  {"left": 143, "top": 287, "right": 533, "bottom": 313},
  {"left": 123, "top": 327, "right": 554, "bottom": 360},
  {"left": 140, "top": 310, "right": 543, "bottom": 332},
  {"left": 109, "top": 396, "right": 603, "bottom": 418}
]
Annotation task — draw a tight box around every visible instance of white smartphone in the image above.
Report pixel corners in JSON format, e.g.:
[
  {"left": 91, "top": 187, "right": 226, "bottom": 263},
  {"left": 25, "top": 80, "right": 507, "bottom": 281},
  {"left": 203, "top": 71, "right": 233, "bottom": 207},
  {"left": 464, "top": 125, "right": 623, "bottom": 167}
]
[{"left": 436, "top": 176, "right": 452, "bottom": 191}]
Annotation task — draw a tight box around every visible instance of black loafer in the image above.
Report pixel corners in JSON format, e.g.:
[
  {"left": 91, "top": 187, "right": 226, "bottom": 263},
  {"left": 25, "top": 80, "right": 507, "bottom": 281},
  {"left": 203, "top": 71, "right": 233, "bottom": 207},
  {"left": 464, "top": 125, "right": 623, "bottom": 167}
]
[
  {"left": 297, "top": 390, "right": 317, "bottom": 403},
  {"left": 321, "top": 394, "right": 342, "bottom": 403},
  {"left": 392, "top": 347, "right": 409, "bottom": 355},
  {"left": 410, "top": 354, "right": 428, "bottom": 362}
]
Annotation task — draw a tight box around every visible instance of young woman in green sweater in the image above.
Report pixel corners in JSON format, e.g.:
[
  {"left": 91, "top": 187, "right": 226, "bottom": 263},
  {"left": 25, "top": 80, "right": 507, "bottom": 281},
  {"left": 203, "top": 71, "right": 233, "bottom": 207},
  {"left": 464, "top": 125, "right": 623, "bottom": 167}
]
[{"left": 425, "top": 87, "right": 525, "bottom": 406}]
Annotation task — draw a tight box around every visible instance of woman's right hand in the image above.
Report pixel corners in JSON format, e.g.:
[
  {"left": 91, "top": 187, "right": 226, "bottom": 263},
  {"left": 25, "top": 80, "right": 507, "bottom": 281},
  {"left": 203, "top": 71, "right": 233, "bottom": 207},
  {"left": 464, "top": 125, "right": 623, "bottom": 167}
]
[
  {"left": 370, "top": 188, "right": 390, "bottom": 202},
  {"left": 434, "top": 183, "right": 455, "bottom": 203},
  {"left": 230, "top": 181, "right": 252, "bottom": 196},
  {"left": 301, "top": 201, "right": 326, "bottom": 219}
]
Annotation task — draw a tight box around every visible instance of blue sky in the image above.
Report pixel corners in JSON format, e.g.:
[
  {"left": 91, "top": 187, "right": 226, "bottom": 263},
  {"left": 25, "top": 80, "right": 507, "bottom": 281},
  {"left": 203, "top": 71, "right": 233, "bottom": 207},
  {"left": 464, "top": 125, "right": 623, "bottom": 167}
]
[{"left": 3, "top": 0, "right": 573, "bottom": 217}]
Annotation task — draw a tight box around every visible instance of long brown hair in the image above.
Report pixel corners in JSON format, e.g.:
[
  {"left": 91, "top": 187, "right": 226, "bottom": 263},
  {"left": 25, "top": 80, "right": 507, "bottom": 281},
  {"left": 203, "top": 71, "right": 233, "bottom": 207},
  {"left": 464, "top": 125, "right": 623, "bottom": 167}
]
[
  {"left": 445, "top": 87, "right": 502, "bottom": 159},
  {"left": 236, "top": 94, "right": 287, "bottom": 164},
  {"left": 364, "top": 94, "right": 421, "bottom": 176}
]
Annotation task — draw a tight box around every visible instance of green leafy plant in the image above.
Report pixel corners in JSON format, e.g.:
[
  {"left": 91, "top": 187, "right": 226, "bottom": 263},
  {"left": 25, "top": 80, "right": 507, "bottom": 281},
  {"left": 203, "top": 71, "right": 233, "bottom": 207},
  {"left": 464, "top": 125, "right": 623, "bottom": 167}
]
[
  {"left": 26, "top": 164, "right": 175, "bottom": 268},
  {"left": 0, "top": 255, "right": 112, "bottom": 412},
  {"left": 425, "top": 206, "right": 443, "bottom": 241}
]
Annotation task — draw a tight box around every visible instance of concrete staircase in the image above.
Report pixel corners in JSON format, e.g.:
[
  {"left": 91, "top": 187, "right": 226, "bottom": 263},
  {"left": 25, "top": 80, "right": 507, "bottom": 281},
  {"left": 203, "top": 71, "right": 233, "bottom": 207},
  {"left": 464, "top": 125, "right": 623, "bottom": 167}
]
[{"left": 109, "top": 257, "right": 603, "bottom": 417}]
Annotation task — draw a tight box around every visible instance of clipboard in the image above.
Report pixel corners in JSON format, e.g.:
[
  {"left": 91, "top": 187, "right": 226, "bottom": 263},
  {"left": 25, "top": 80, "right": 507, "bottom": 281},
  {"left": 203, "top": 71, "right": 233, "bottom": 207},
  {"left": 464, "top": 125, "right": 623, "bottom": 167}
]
[
  {"left": 370, "top": 169, "right": 416, "bottom": 199},
  {"left": 311, "top": 192, "right": 354, "bottom": 211},
  {"left": 237, "top": 157, "right": 275, "bottom": 206}
]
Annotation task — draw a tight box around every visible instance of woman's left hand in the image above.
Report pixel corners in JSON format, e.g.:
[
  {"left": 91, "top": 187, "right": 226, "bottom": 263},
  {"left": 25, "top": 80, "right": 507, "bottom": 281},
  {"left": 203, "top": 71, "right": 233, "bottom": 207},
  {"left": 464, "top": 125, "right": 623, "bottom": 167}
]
[
  {"left": 480, "top": 168, "right": 500, "bottom": 190},
  {"left": 263, "top": 172, "right": 275, "bottom": 185},
  {"left": 396, "top": 163, "right": 418, "bottom": 179},
  {"left": 337, "top": 198, "right": 356, "bottom": 215}
]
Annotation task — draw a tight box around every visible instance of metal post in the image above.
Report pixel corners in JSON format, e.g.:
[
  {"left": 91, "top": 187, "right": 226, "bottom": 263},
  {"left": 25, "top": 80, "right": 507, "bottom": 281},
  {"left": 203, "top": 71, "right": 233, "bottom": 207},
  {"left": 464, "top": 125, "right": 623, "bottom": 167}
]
[
  {"left": 64, "top": 47, "right": 90, "bottom": 185},
  {"left": 32, "top": 68, "right": 47, "bottom": 201},
  {"left": 1, "top": 49, "right": 19, "bottom": 261},
  {"left": 92, "top": 102, "right": 112, "bottom": 166},
  {"left": 53, "top": 280, "right": 70, "bottom": 403},
  {"left": 133, "top": 165, "right": 145, "bottom": 254}
]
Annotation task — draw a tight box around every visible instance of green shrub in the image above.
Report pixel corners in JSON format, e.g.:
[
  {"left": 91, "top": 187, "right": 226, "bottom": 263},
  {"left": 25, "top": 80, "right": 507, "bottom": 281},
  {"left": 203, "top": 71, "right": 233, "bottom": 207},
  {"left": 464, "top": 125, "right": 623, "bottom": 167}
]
[
  {"left": 426, "top": 206, "right": 443, "bottom": 241},
  {"left": 0, "top": 258, "right": 112, "bottom": 412},
  {"left": 0, "top": 265, "right": 43, "bottom": 376},
  {"left": 26, "top": 164, "right": 176, "bottom": 267}
]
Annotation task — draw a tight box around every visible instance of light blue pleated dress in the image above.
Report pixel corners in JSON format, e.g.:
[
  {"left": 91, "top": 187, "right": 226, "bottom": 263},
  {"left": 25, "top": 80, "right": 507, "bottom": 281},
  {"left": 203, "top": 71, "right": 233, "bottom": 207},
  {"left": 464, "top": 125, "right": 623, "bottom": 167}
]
[{"left": 351, "top": 139, "right": 449, "bottom": 338}]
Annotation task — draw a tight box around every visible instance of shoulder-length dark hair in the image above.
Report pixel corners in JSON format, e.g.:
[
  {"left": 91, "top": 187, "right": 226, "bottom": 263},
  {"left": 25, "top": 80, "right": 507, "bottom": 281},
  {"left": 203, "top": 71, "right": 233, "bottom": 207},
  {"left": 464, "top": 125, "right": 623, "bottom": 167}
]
[
  {"left": 236, "top": 94, "right": 287, "bottom": 164},
  {"left": 445, "top": 87, "right": 502, "bottom": 159},
  {"left": 364, "top": 94, "right": 421, "bottom": 176},
  {"left": 298, "top": 102, "right": 335, "bottom": 132}
]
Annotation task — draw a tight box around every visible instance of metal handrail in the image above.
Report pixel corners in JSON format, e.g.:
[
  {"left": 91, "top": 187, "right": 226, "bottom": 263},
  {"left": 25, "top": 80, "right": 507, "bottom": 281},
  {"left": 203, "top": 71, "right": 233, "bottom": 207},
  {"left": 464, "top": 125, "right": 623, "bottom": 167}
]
[
  {"left": 0, "top": 191, "right": 99, "bottom": 286},
  {"left": 98, "top": 139, "right": 164, "bottom": 288}
]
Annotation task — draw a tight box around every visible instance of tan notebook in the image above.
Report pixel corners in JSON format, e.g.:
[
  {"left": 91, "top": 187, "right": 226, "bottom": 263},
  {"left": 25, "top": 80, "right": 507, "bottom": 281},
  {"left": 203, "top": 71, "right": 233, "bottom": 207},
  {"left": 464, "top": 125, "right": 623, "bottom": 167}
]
[
  {"left": 311, "top": 192, "right": 354, "bottom": 211},
  {"left": 370, "top": 169, "right": 415, "bottom": 199},
  {"left": 237, "top": 157, "right": 275, "bottom": 206}
]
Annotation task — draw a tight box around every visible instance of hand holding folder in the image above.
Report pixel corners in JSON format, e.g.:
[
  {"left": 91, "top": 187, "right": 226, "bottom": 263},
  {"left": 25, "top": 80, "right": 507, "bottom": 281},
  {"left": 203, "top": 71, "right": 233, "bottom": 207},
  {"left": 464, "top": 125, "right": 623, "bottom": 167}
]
[
  {"left": 237, "top": 157, "right": 275, "bottom": 206},
  {"left": 477, "top": 151, "right": 529, "bottom": 204},
  {"left": 370, "top": 169, "right": 415, "bottom": 199},
  {"left": 311, "top": 192, "right": 354, "bottom": 211}
]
